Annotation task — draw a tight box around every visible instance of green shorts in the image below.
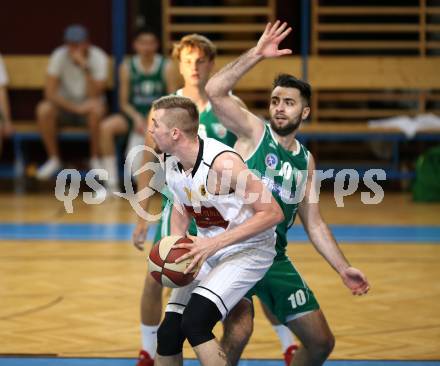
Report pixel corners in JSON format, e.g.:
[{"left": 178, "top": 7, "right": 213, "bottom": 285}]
[
  {"left": 246, "top": 257, "right": 320, "bottom": 324},
  {"left": 153, "top": 198, "right": 197, "bottom": 244}
]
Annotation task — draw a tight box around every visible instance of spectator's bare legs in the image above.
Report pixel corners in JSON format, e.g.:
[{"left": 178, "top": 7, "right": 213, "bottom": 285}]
[
  {"left": 221, "top": 299, "right": 254, "bottom": 366},
  {"left": 100, "top": 115, "right": 128, "bottom": 156},
  {"left": 36, "top": 100, "right": 59, "bottom": 159},
  {"left": 87, "top": 99, "right": 106, "bottom": 164},
  {"left": 99, "top": 114, "right": 128, "bottom": 189},
  {"left": 35, "top": 100, "right": 62, "bottom": 179},
  {"left": 288, "top": 310, "right": 334, "bottom": 366}
]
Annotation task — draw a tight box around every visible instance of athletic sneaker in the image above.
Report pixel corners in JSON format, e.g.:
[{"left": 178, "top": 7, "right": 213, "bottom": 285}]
[
  {"left": 284, "top": 344, "right": 298, "bottom": 366},
  {"left": 136, "top": 350, "right": 154, "bottom": 366},
  {"left": 36, "top": 157, "right": 62, "bottom": 180}
]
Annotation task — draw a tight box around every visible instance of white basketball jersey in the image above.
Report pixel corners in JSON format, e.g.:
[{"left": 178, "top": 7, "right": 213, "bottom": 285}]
[{"left": 164, "top": 137, "right": 276, "bottom": 259}]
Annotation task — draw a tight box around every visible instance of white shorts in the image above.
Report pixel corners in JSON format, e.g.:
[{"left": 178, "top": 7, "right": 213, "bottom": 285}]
[{"left": 166, "top": 245, "right": 275, "bottom": 319}]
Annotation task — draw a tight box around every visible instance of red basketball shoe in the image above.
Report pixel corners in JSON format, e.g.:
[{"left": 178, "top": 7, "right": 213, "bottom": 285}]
[
  {"left": 136, "top": 350, "right": 154, "bottom": 366},
  {"left": 284, "top": 344, "right": 299, "bottom": 366}
]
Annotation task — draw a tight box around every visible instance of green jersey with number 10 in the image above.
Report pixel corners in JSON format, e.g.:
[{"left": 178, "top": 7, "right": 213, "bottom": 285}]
[{"left": 246, "top": 124, "right": 310, "bottom": 260}]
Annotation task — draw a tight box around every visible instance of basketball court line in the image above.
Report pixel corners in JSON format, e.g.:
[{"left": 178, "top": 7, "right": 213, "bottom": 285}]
[
  {"left": 0, "top": 224, "right": 439, "bottom": 242},
  {"left": 0, "top": 358, "right": 439, "bottom": 366}
]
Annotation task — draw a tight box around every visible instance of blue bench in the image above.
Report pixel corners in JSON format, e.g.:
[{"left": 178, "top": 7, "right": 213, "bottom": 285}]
[
  {"left": 3, "top": 122, "right": 440, "bottom": 181},
  {"left": 0, "top": 123, "right": 90, "bottom": 179}
]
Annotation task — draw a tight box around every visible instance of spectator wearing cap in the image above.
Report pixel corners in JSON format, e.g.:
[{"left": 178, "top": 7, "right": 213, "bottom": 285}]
[
  {"left": 35, "top": 24, "right": 108, "bottom": 180},
  {"left": 0, "top": 53, "right": 13, "bottom": 155}
]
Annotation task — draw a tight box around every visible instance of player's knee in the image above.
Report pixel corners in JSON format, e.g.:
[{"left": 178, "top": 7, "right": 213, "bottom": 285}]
[
  {"left": 156, "top": 312, "right": 185, "bottom": 356},
  {"left": 143, "top": 273, "right": 163, "bottom": 296},
  {"left": 181, "top": 294, "right": 222, "bottom": 347},
  {"left": 36, "top": 100, "right": 56, "bottom": 121},
  {"left": 88, "top": 99, "right": 105, "bottom": 118},
  {"left": 320, "top": 332, "right": 335, "bottom": 358},
  {"left": 99, "top": 118, "right": 113, "bottom": 136},
  {"left": 308, "top": 331, "right": 335, "bottom": 361},
  {"left": 100, "top": 116, "right": 125, "bottom": 137}
]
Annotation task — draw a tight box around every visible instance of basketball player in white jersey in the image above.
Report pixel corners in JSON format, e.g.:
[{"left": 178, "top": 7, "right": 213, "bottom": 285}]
[{"left": 149, "top": 95, "right": 283, "bottom": 366}]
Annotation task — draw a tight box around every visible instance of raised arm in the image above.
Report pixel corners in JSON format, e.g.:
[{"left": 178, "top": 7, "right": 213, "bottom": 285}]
[
  {"left": 298, "top": 154, "right": 370, "bottom": 296},
  {"left": 206, "top": 21, "right": 292, "bottom": 141}
]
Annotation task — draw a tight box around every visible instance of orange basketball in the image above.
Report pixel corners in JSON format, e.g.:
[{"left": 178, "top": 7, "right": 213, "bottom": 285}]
[{"left": 148, "top": 235, "right": 196, "bottom": 288}]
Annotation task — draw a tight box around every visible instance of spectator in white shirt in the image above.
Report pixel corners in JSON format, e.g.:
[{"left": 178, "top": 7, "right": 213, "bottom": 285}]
[{"left": 35, "top": 24, "right": 108, "bottom": 180}]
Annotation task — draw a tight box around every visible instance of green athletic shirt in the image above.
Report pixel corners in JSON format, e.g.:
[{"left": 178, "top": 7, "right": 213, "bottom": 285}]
[
  {"left": 128, "top": 54, "right": 167, "bottom": 117},
  {"left": 246, "top": 124, "right": 310, "bottom": 261}
]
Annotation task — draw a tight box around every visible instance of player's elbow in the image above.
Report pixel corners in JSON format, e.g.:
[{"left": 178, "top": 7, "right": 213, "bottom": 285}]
[{"left": 205, "top": 78, "right": 224, "bottom": 100}]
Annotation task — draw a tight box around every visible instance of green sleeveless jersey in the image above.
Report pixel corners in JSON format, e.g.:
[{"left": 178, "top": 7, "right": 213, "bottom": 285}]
[
  {"left": 246, "top": 124, "right": 310, "bottom": 260},
  {"left": 129, "top": 55, "right": 167, "bottom": 117}
]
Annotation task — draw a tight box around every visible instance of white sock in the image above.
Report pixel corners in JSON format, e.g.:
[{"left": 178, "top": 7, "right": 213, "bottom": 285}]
[
  {"left": 273, "top": 324, "right": 296, "bottom": 353},
  {"left": 141, "top": 323, "right": 159, "bottom": 357},
  {"left": 102, "top": 155, "right": 118, "bottom": 189}
]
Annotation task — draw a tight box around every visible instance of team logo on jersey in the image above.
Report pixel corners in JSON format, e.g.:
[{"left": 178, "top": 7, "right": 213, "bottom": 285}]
[
  {"left": 184, "top": 187, "right": 193, "bottom": 201},
  {"left": 265, "top": 153, "right": 278, "bottom": 169},
  {"left": 212, "top": 123, "right": 227, "bottom": 138},
  {"left": 184, "top": 186, "right": 206, "bottom": 202},
  {"left": 199, "top": 184, "right": 207, "bottom": 197}
]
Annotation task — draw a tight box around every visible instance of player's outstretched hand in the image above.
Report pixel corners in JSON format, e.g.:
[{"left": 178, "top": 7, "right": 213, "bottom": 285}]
[
  {"left": 174, "top": 235, "right": 220, "bottom": 277},
  {"left": 340, "top": 267, "right": 370, "bottom": 296},
  {"left": 254, "top": 20, "right": 293, "bottom": 59},
  {"left": 132, "top": 220, "right": 149, "bottom": 251}
]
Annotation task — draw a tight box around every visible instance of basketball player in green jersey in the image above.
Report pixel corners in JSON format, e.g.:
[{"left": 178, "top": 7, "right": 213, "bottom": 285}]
[
  {"left": 99, "top": 28, "right": 179, "bottom": 193},
  {"left": 206, "top": 21, "right": 370, "bottom": 366}
]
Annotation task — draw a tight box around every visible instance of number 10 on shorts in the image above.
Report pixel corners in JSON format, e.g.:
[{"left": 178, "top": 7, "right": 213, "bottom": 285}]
[{"left": 288, "top": 290, "right": 306, "bottom": 309}]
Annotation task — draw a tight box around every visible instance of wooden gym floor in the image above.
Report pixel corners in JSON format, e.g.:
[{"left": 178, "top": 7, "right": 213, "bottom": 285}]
[{"left": 0, "top": 192, "right": 439, "bottom": 363}]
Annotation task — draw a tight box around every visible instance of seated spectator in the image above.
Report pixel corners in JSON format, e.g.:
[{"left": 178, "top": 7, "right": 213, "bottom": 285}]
[
  {"left": 35, "top": 24, "right": 108, "bottom": 180},
  {"left": 99, "top": 27, "right": 179, "bottom": 193},
  {"left": 0, "top": 53, "right": 13, "bottom": 154}
]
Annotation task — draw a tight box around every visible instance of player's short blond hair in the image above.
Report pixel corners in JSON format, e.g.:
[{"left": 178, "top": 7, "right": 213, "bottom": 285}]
[
  {"left": 152, "top": 95, "right": 199, "bottom": 138},
  {"left": 172, "top": 33, "right": 216, "bottom": 61}
]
